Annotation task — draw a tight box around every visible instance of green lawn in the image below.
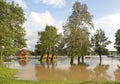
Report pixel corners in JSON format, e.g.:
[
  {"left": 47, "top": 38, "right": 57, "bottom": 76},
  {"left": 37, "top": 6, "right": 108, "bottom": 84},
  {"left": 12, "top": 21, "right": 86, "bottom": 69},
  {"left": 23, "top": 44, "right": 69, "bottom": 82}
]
[{"left": 0, "top": 66, "right": 120, "bottom": 84}]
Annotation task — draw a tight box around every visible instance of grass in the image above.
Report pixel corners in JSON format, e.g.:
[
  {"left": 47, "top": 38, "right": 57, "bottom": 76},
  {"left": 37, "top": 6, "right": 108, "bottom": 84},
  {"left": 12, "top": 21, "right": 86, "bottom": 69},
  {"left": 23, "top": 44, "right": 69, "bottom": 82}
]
[{"left": 0, "top": 66, "right": 120, "bottom": 84}]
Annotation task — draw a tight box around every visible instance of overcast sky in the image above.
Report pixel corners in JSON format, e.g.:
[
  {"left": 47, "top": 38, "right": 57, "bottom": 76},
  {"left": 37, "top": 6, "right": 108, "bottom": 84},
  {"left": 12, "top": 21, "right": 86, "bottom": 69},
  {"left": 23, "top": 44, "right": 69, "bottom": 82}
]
[{"left": 7, "top": 0, "right": 120, "bottom": 51}]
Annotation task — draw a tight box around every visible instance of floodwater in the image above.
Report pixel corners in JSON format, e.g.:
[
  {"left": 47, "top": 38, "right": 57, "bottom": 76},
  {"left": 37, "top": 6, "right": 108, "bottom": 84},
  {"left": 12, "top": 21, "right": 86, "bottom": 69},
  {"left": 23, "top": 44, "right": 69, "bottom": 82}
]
[{"left": 5, "top": 56, "right": 120, "bottom": 81}]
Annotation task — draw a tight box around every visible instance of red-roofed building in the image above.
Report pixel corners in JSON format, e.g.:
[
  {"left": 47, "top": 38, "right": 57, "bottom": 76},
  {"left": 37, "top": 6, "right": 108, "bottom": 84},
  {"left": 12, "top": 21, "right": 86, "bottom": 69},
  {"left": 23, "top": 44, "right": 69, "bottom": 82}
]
[{"left": 18, "top": 49, "right": 30, "bottom": 59}]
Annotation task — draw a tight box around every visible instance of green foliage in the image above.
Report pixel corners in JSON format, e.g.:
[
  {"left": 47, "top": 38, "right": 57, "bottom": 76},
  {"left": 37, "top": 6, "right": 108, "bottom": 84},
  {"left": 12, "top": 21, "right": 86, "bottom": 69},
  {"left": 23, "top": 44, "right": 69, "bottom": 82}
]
[
  {"left": 63, "top": 1, "right": 93, "bottom": 63},
  {"left": 115, "top": 29, "right": 120, "bottom": 54},
  {"left": 35, "top": 25, "right": 61, "bottom": 55},
  {"left": 91, "top": 29, "right": 111, "bottom": 55},
  {"left": 0, "top": 0, "right": 26, "bottom": 56},
  {"left": 57, "top": 36, "right": 67, "bottom": 56}
]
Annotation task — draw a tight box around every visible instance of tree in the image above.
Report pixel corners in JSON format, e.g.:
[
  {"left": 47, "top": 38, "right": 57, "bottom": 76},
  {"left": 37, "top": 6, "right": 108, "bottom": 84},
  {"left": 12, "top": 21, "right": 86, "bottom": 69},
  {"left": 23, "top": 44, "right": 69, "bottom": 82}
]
[
  {"left": 77, "top": 28, "right": 90, "bottom": 64},
  {"left": 57, "top": 36, "right": 67, "bottom": 56},
  {"left": 35, "top": 25, "right": 61, "bottom": 56},
  {"left": 0, "top": 0, "right": 26, "bottom": 56},
  {"left": 91, "top": 29, "right": 111, "bottom": 65},
  {"left": 114, "top": 29, "right": 120, "bottom": 54},
  {"left": 63, "top": 1, "right": 93, "bottom": 64}
]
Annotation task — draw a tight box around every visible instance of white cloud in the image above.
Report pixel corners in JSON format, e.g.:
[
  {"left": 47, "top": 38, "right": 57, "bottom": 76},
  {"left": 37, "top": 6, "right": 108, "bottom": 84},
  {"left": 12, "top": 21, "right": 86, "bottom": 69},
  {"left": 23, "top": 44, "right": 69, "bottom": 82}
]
[
  {"left": 95, "top": 14, "right": 120, "bottom": 29},
  {"left": 26, "top": 31, "right": 38, "bottom": 41},
  {"left": 13, "top": 0, "right": 27, "bottom": 9},
  {"left": 93, "top": 13, "right": 120, "bottom": 51},
  {"left": 25, "top": 31, "right": 38, "bottom": 50},
  {"left": 41, "top": 0, "right": 66, "bottom": 8},
  {"left": 55, "top": 21, "right": 64, "bottom": 34},
  {"left": 29, "top": 11, "right": 55, "bottom": 29}
]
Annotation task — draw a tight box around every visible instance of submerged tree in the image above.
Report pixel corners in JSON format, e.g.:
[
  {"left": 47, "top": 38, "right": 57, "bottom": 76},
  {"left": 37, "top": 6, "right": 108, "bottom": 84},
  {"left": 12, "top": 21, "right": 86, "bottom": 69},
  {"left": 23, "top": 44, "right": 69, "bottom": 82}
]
[
  {"left": 91, "top": 29, "right": 111, "bottom": 65},
  {"left": 35, "top": 25, "right": 61, "bottom": 56},
  {"left": 0, "top": 0, "right": 26, "bottom": 56},
  {"left": 114, "top": 29, "right": 120, "bottom": 54},
  {"left": 63, "top": 1, "right": 93, "bottom": 64}
]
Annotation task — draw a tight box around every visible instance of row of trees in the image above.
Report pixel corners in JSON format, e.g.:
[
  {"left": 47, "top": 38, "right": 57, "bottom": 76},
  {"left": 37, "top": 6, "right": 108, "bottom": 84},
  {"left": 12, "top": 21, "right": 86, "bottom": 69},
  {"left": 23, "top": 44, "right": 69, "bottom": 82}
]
[
  {"left": 35, "top": 1, "right": 120, "bottom": 65},
  {"left": 35, "top": 26, "right": 112, "bottom": 65},
  {"left": 0, "top": 0, "right": 26, "bottom": 56}
]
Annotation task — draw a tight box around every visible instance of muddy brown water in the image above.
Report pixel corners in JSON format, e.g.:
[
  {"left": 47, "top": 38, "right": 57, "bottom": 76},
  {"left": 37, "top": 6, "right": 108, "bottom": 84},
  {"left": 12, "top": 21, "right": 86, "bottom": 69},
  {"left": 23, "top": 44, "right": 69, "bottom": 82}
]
[{"left": 6, "top": 56, "right": 120, "bottom": 81}]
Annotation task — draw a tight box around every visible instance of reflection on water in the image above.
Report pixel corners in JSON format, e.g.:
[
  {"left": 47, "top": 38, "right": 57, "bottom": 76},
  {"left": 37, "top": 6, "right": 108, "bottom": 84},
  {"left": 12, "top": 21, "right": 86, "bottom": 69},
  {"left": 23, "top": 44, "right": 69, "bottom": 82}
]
[
  {"left": 92, "top": 65, "right": 110, "bottom": 81},
  {"left": 35, "top": 64, "right": 91, "bottom": 81},
  {"left": 114, "top": 65, "right": 120, "bottom": 81},
  {"left": 6, "top": 56, "right": 120, "bottom": 81},
  {"left": 18, "top": 59, "right": 30, "bottom": 67}
]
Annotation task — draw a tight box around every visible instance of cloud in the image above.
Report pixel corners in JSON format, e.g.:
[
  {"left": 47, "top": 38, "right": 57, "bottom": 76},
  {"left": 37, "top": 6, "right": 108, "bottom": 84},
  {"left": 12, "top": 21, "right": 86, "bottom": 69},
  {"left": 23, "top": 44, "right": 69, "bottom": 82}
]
[
  {"left": 13, "top": 0, "right": 27, "bottom": 9},
  {"left": 25, "top": 31, "right": 38, "bottom": 50},
  {"left": 41, "top": 0, "right": 66, "bottom": 8},
  {"left": 33, "top": 0, "right": 66, "bottom": 8},
  {"left": 29, "top": 11, "right": 55, "bottom": 29},
  {"left": 55, "top": 21, "right": 64, "bottom": 34},
  {"left": 93, "top": 13, "right": 120, "bottom": 51},
  {"left": 26, "top": 31, "right": 38, "bottom": 41},
  {"left": 95, "top": 13, "right": 120, "bottom": 29}
]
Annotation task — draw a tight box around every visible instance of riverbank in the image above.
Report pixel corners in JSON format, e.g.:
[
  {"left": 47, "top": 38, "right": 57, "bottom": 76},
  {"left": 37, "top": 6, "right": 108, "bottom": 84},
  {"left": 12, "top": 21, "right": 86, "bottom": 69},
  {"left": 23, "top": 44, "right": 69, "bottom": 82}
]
[{"left": 0, "top": 66, "right": 120, "bottom": 84}]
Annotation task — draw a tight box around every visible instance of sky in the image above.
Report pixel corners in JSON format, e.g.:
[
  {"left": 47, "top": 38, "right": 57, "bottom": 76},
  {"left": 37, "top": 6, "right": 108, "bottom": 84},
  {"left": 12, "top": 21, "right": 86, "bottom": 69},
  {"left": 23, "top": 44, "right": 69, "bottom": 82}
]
[{"left": 6, "top": 0, "right": 120, "bottom": 51}]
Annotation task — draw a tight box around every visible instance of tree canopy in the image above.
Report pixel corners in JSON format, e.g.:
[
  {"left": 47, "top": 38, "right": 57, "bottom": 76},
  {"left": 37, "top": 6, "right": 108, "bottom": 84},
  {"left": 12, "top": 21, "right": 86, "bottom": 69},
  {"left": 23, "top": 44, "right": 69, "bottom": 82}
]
[
  {"left": 91, "top": 28, "right": 111, "bottom": 64},
  {"left": 0, "top": 0, "right": 26, "bottom": 56},
  {"left": 35, "top": 25, "right": 61, "bottom": 55}
]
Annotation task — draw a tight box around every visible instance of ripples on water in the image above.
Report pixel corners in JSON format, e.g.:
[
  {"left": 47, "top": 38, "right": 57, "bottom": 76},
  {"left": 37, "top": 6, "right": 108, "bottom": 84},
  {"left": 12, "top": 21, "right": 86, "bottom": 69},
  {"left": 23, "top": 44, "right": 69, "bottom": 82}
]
[{"left": 5, "top": 56, "right": 120, "bottom": 81}]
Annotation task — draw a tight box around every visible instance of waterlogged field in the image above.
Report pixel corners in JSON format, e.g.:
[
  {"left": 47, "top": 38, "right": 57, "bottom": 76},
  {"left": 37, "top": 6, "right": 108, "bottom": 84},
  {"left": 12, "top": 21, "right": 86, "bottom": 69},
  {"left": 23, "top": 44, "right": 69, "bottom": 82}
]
[{"left": 4, "top": 56, "right": 120, "bottom": 81}]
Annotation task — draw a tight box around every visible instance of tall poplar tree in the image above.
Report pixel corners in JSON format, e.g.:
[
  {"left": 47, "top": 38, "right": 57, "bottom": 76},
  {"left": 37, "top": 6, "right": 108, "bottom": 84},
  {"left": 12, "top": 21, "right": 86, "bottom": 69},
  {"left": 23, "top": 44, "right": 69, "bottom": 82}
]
[
  {"left": 0, "top": 0, "right": 26, "bottom": 56},
  {"left": 63, "top": 1, "right": 93, "bottom": 64}
]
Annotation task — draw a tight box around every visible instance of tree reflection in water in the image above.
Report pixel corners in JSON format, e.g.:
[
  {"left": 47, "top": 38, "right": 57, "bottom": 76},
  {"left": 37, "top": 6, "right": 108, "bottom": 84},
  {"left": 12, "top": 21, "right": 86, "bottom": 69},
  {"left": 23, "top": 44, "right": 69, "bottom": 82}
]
[
  {"left": 18, "top": 59, "right": 30, "bottom": 67},
  {"left": 67, "top": 64, "right": 91, "bottom": 81},
  {"left": 90, "top": 65, "right": 110, "bottom": 81},
  {"left": 15, "top": 56, "right": 120, "bottom": 81},
  {"left": 114, "top": 65, "right": 120, "bottom": 81},
  {"left": 35, "top": 63, "right": 93, "bottom": 81},
  {"left": 35, "top": 63, "right": 113, "bottom": 81}
]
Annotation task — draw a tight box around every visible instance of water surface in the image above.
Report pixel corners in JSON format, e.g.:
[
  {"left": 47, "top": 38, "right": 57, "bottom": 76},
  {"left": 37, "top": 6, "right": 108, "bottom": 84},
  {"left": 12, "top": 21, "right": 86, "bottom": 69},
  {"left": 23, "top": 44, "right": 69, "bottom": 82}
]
[{"left": 6, "top": 56, "right": 120, "bottom": 81}]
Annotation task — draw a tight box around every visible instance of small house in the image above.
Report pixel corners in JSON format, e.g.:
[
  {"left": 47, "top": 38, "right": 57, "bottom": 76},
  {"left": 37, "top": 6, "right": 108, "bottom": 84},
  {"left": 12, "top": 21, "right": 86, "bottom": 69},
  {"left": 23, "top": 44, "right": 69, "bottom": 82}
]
[{"left": 18, "top": 49, "right": 30, "bottom": 59}]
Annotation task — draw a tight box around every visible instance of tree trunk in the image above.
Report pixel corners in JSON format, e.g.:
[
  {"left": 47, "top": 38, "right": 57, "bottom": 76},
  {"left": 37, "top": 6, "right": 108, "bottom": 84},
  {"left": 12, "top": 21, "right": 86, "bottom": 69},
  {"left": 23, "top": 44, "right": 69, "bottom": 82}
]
[
  {"left": 39, "top": 54, "right": 43, "bottom": 61},
  {"left": 99, "top": 54, "right": 102, "bottom": 65},
  {"left": 82, "top": 56, "right": 84, "bottom": 63},
  {"left": 78, "top": 56, "right": 81, "bottom": 64},
  {"left": 70, "top": 57, "right": 74, "bottom": 65}
]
